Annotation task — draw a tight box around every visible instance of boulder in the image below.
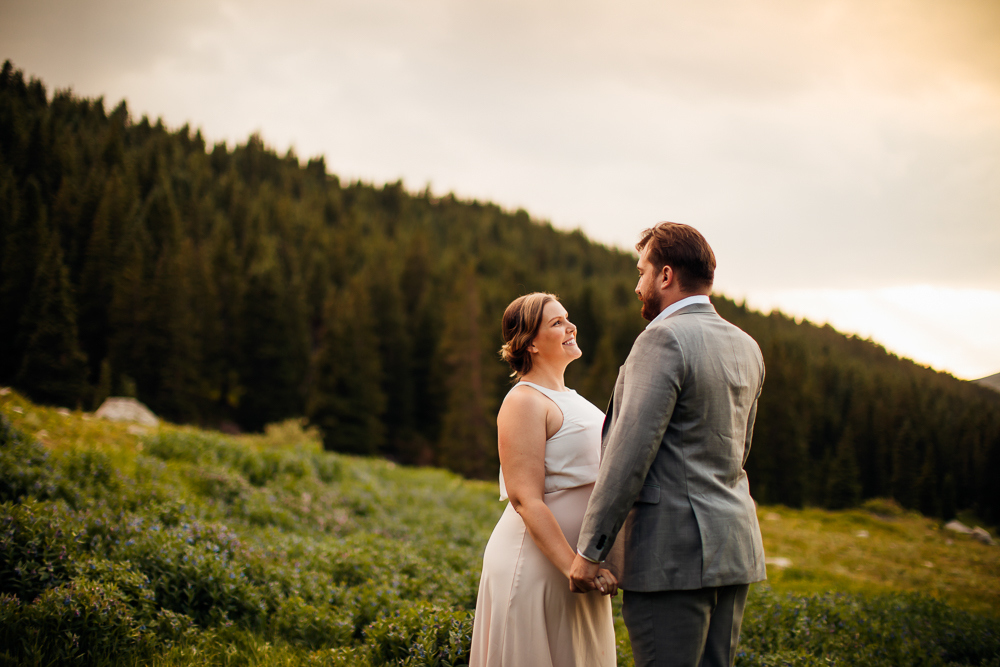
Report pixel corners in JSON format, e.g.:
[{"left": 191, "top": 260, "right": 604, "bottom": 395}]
[
  {"left": 972, "top": 527, "right": 994, "bottom": 546},
  {"left": 944, "top": 520, "right": 974, "bottom": 535},
  {"left": 95, "top": 397, "right": 159, "bottom": 427}
]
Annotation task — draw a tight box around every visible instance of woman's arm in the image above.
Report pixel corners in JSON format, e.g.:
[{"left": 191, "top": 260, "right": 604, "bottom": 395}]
[{"left": 498, "top": 388, "right": 577, "bottom": 578}]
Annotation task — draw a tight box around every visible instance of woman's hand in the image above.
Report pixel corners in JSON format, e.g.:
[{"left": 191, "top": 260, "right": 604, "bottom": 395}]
[{"left": 595, "top": 569, "right": 618, "bottom": 597}]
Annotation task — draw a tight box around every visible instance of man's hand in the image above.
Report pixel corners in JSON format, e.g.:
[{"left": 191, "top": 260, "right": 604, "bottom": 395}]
[{"left": 568, "top": 553, "right": 601, "bottom": 593}]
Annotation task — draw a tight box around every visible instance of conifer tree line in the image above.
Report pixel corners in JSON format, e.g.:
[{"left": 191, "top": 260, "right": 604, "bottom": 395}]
[{"left": 2, "top": 62, "right": 999, "bottom": 521}]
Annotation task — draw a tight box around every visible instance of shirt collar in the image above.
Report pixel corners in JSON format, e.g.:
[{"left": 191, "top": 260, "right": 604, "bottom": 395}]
[{"left": 646, "top": 294, "right": 711, "bottom": 328}]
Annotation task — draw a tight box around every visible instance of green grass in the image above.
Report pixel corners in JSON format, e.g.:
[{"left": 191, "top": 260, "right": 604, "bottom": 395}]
[
  {"left": 758, "top": 505, "right": 1000, "bottom": 616},
  {"left": 1, "top": 388, "right": 999, "bottom": 666}
]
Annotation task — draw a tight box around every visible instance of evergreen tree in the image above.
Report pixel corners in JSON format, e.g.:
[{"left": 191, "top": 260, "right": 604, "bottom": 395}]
[
  {"left": 917, "top": 444, "right": 940, "bottom": 518},
  {"left": 0, "top": 176, "right": 42, "bottom": 381},
  {"left": 400, "top": 233, "right": 443, "bottom": 464},
  {"left": 367, "top": 256, "right": 417, "bottom": 460},
  {"left": 891, "top": 421, "right": 920, "bottom": 510},
  {"left": 577, "top": 332, "right": 618, "bottom": 409},
  {"left": 826, "top": 429, "right": 862, "bottom": 509},
  {"left": 92, "top": 358, "right": 112, "bottom": 410},
  {"left": 149, "top": 238, "right": 202, "bottom": 422},
  {"left": 307, "top": 278, "right": 385, "bottom": 455},
  {"left": 237, "top": 238, "right": 309, "bottom": 431},
  {"left": 436, "top": 265, "right": 496, "bottom": 479},
  {"left": 106, "top": 219, "right": 152, "bottom": 399},
  {"left": 15, "top": 224, "right": 88, "bottom": 406},
  {"left": 78, "top": 170, "right": 131, "bottom": 385},
  {"left": 941, "top": 473, "right": 957, "bottom": 522}
]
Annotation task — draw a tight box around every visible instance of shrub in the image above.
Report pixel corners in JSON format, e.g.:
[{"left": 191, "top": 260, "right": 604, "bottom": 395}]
[
  {"left": 115, "top": 522, "right": 267, "bottom": 628},
  {"left": 0, "top": 499, "right": 81, "bottom": 601},
  {"left": 0, "top": 414, "right": 68, "bottom": 504},
  {"left": 737, "top": 585, "right": 1000, "bottom": 667},
  {"left": 362, "top": 603, "right": 474, "bottom": 667},
  {"left": 72, "top": 558, "right": 157, "bottom": 622},
  {"left": 190, "top": 465, "right": 252, "bottom": 505},
  {"left": 60, "top": 448, "right": 122, "bottom": 499},
  {"left": 0, "top": 578, "right": 149, "bottom": 664},
  {"left": 861, "top": 497, "right": 907, "bottom": 518},
  {"left": 149, "top": 608, "right": 198, "bottom": 647},
  {"left": 144, "top": 431, "right": 318, "bottom": 486},
  {"left": 272, "top": 594, "right": 354, "bottom": 649}
]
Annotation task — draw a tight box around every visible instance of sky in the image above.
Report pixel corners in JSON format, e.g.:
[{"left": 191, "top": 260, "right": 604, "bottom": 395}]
[{"left": 2, "top": 0, "right": 999, "bottom": 379}]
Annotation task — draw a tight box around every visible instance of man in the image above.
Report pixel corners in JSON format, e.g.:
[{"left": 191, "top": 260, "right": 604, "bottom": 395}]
[{"left": 569, "top": 222, "right": 766, "bottom": 667}]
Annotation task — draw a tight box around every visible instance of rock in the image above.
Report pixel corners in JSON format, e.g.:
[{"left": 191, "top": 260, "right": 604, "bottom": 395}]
[
  {"left": 56, "top": 408, "right": 70, "bottom": 417},
  {"left": 972, "top": 527, "right": 994, "bottom": 546},
  {"left": 0, "top": 387, "right": 10, "bottom": 396},
  {"left": 944, "top": 520, "right": 974, "bottom": 535},
  {"left": 126, "top": 424, "right": 149, "bottom": 436},
  {"left": 95, "top": 397, "right": 159, "bottom": 427},
  {"left": 766, "top": 557, "right": 792, "bottom": 569},
  {"left": 855, "top": 530, "right": 869, "bottom": 538}
]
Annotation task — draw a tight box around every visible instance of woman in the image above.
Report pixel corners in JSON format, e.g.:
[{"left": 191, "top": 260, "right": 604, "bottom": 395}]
[{"left": 470, "top": 293, "right": 617, "bottom": 667}]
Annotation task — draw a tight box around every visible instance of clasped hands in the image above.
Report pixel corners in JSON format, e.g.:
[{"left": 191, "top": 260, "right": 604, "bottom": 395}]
[{"left": 567, "top": 553, "right": 618, "bottom": 597}]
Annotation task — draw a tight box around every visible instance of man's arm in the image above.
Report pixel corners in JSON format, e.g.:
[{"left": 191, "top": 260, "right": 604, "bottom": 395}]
[
  {"left": 575, "top": 325, "right": 685, "bottom": 563},
  {"left": 742, "top": 356, "right": 765, "bottom": 467}
]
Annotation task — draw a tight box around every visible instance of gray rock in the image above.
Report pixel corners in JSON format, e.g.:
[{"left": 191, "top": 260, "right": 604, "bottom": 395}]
[
  {"left": 972, "top": 527, "right": 994, "bottom": 546},
  {"left": 95, "top": 397, "right": 159, "bottom": 427},
  {"left": 944, "top": 520, "right": 974, "bottom": 535}
]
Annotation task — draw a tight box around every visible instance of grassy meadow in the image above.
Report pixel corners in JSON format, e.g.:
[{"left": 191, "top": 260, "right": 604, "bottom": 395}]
[{"left": 2, "top": 389, "right": 999, "bottom": 666}]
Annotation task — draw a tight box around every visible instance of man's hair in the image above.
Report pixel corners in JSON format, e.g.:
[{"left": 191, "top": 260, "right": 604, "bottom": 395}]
[{"left": 635, "top": 222, "right": 716, "bottom": 292}]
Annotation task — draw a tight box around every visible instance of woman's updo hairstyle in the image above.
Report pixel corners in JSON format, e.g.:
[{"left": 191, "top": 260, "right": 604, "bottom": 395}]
[{"left": 500, "top": 292, "right": 558, "bottom": 379}]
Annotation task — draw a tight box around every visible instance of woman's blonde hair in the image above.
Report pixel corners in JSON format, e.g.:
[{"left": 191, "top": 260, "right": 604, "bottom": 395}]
[{"left": 499, "top": 292, "right": 558, "bottom": 379}]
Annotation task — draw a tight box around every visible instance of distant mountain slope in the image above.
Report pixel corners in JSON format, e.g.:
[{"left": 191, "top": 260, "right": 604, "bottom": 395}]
[
  {"left": 2, "top": 60, "right": 999, "bottom": 523},
  {"left": 974, "top": 372, "right": 1000, "bottom": 394}
]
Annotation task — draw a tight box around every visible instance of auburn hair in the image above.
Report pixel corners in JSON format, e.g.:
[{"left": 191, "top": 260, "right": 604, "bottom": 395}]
[
  {"left": 636, "top": 222, "right": 716, "bottom": 292},
  {"left": 499, "top": 292, "right": 558, "bottom": 379}
]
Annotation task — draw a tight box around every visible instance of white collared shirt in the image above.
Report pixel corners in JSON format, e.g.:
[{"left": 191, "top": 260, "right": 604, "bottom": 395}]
[{"left": 646, "top": 294, "right": 711, "bottom": 328}]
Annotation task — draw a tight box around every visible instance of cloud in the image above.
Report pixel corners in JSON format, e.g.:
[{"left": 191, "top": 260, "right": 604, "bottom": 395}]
[{"left": 2, "top": 0, "right": 998, "bottom": 367}]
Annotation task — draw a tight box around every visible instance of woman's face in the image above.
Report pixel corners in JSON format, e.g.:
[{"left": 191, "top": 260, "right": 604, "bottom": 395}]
[{"left": 530, "top": 300, "right": 582, "bottom": 364}]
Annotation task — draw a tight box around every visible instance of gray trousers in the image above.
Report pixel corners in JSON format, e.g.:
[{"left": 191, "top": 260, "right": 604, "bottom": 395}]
[{"left": 622, "top": 584, "right": 750, "bottom": 667}]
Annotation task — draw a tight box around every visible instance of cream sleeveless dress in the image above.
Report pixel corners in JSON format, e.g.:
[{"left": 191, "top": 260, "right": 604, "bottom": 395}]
[{"left": 470, "top": 381, "right": 616, "bottom": 667}]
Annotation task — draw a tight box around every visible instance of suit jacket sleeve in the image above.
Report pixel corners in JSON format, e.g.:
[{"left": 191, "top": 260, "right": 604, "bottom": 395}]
[
  {"left": 577, "top": 325, "right": 685, "bottom": 562},
  {"left": 742, "top": 364, "right": 764, "bottom": 467}
]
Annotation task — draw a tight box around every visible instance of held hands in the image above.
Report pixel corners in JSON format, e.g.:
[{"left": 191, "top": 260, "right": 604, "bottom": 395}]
[{"left": 567, "top": 554, "right": 618, "bottom": 597}]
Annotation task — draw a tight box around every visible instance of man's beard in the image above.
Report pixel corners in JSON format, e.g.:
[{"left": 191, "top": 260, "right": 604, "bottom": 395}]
[{"left": 639, "top": 284, "right": 663, "bottom": 321}]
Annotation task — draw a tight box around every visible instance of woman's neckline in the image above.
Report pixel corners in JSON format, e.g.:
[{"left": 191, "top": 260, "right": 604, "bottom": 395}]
[{"left": 518, "top": 378, "right": 574, "bottom": 393}]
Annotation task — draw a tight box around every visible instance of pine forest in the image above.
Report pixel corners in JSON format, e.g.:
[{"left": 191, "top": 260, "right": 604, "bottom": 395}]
[{"left": 2, "top": 61, "right": 999, "bottom": 523}]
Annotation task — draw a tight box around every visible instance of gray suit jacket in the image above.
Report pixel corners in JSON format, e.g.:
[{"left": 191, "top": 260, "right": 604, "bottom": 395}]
[{"left": 578, "top": 302, "right": 766, "bottom": 591}]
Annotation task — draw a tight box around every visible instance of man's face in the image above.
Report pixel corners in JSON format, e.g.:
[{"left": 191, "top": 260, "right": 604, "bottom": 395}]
[{"left": 635, "top": 246, "right": 663, "bottom": 322}]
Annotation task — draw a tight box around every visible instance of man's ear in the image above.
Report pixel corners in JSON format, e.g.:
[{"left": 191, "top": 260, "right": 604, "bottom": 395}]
[{"left": 660, "top": 265, "right": 673, "bottom": 289}]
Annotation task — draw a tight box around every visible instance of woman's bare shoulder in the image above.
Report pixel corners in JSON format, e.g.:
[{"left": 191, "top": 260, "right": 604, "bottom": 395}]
[{"left": 499, "top": 385, "right": 549, "bottom": 421}]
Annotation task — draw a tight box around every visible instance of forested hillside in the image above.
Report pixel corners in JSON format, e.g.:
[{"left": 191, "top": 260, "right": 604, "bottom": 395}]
[{"left": 2, "top": 61, "right": 999, "bottom": 521}]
